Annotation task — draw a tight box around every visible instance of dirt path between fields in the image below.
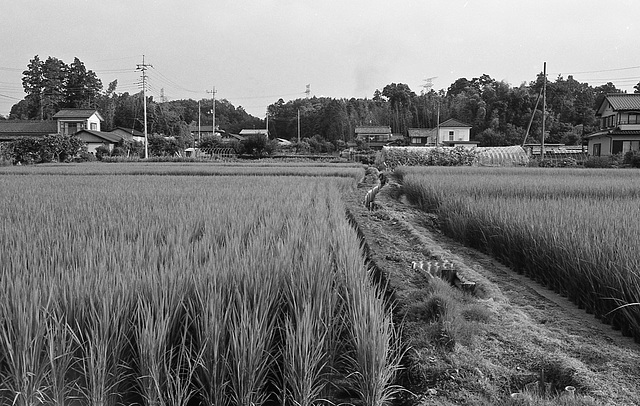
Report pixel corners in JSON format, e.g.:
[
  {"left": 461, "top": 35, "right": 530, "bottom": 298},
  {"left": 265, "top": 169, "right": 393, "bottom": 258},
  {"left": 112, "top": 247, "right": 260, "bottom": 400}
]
[{"left": 343, "top": 174, "right": 640, "bottom": 405}]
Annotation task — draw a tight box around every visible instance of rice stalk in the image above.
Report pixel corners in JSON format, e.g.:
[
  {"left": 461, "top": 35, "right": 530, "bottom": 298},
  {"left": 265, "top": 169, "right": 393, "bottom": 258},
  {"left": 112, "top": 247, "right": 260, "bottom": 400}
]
[
  {"left": 226, "top": 269, "right": 279, "bottom": 406},
  {"left": 343, "top": 269, "right": 404, "bottom": 406},
  {"left": 0, "top": 284, "right": 50, "bottom": 406},
  {"left": 190, "top": 274, "right": 231, "bottom": 406},
  {"left": 76, "top": 283, "right": 132, "bottom": 406}
]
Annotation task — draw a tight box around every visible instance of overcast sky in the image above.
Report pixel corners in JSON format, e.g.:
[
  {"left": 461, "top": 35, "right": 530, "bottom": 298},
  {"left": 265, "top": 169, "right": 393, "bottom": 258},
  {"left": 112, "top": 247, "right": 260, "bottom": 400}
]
[{"left": 1, "top": 0, "right": 638, "bottom": 118}]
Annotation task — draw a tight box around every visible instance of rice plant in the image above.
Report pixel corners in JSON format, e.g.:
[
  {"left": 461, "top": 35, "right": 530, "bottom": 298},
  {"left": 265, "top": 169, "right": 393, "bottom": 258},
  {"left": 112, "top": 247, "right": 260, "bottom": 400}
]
[
  {"left": 399, "top": 166, "right": 640, "bottom": 340},
  {"left": 0, "top": 170, "right": 403, "bottom": 404}
]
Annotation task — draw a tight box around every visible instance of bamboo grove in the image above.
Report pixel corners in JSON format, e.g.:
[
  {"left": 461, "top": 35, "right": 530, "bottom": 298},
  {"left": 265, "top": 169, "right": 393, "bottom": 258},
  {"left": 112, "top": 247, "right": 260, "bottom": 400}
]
[
  {"left": 0, "top": 173, "right": 402, "bottom": 406},
  {"left": 397, "top": 166, "right": 640, "bottom": 341}
]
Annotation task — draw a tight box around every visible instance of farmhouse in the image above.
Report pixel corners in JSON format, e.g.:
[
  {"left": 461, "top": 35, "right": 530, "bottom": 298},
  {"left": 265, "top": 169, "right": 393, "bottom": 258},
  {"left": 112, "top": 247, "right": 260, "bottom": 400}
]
[
  {"left": 74, "top": 130, "right": 123, "bottom": 154},
  {"left": 354, "top": 125, "right": 392, "bottom": 149},
  {"left": 189, "top": 124, "right": 217, "bottom": 139},
  {"left": 585, "top": 93, "right": 640, "bottom": 156},
  {"left": 52, "top": 109, "right": 104, "bottom": 135},
  {"left": 0, "top": 120, "right": 58, "bottom": 141},
  {"left": 109, "top": 127, "right": 144, "bottom": 143},
  {"left": 437, "top": 118, "right": 477, "bottom": 147},
  {"left": 0, "top": 109, "right": 127, "bottom": 152},
  {"left": 408, "top": 128, "right": 438, "bottom": 146}
]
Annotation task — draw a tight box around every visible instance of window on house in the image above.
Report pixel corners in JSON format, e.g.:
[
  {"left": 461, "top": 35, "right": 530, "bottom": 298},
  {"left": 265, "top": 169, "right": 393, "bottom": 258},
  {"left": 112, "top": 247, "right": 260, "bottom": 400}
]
[
  {"left": 449, "top": 131, "right": 454, "bottom": 141},
  {"left": 67, "top": 123, "right": 77, "bottom": 135},
  {"left": 612, "top": 140, "right": 623, "bottom": 155},
  {"left": 90, "top": 123, "right": 97, "bottom": 130},
  {"left": 593, "top": 143, "right": 601, "bottom": 156},
  {"left": 602, "top": 115, "right": 616, "bottom": 128}
]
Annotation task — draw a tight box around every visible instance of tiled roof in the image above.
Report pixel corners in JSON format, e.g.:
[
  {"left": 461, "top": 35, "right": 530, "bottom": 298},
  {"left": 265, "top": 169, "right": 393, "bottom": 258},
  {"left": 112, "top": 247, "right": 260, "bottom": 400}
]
[
  {"left": 604, "top": 93, "right": 640, "bottom": 111},
  {"left": 76, "top": 130, "right": 122, "bottom": 143},
  {"left": 112, "top": 127, "right": 144, "bottom": 137},
  {"left": 354, "top": 126, "right": 391, "bottom": 134},
  {"left": 239, "top": 129, "right": 269, "bottom": 135},
  {"left": 52, "top": 109, "right": 103, "bottom": 120},
  {"left": 439, "top": 118, "right": 472, "bottom": 128},
  {"left": 408, "top": 128, "right": 437, "bottom": 137},
  {"left": 0, "top": 120, "right": 58, "bottom": 134},
  {"left": 585, "top": 129, "right": 640, "bottom": 139}
]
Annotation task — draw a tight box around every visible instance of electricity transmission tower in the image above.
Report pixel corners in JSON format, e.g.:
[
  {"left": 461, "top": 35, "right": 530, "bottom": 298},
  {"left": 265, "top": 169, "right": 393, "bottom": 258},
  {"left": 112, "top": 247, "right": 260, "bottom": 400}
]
[
  {"left": 422, "top": 77, "right": 438, "bottom": 93},
  {"left": 136, "top": 55, "right": 153, "bottom": 159}
]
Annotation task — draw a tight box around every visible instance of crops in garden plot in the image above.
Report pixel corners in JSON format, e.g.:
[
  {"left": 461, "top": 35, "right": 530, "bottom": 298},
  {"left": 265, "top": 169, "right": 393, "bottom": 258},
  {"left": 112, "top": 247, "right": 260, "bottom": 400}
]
[
  {"left": 0, "top": 174, "right": 401, "bottom": 405},
  {"left": 397, "top": 166, "right": 640, "bottom": 340}
]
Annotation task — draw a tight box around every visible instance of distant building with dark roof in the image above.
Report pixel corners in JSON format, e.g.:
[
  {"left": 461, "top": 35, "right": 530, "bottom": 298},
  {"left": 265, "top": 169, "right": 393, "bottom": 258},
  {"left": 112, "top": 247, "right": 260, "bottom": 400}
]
[
  {"left": 0, "top": 109, "right": 123, "bottom": 153},
  {"left": 0, "top": 121, "right": 58, "bottom": 141},
  {"left": 109, "top": 127, "right": 144, "bottom": 143},
  {"left": 585, "top": 93, "right": 640, "bottom": 156},
  {"left": 408, "top": 128, "right": 438, "bottom": 146},
  {"left": 354, "top": 125, "right": 392, "bottom": 149},
  {"left": 239, "top": 129, "right": 269, "bottom": 137},
  {"left": 75, "top": 130, "right": 123, "bottom": 153}
]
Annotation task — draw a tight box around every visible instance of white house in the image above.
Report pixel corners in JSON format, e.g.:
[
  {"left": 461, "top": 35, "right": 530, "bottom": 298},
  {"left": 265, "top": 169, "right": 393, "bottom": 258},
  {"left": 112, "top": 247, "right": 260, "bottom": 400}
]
[
  {"left": 437, "top": 118, "right": 475, "bottom": 146},
  {"left": 585, "top": 93, "right": 640, "bottom": 156},
  {"left": 52, "top": 109, "right": 104, "bottom": 135}
]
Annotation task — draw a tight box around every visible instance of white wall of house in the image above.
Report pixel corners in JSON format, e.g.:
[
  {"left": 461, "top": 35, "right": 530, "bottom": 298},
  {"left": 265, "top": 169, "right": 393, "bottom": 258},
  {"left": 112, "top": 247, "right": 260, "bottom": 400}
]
[
  {"left": 438, "top": 127, "right": 470, "bottom": 144},
  {"left": 588, "top": 135, "right": 640, "bottom": 156}
]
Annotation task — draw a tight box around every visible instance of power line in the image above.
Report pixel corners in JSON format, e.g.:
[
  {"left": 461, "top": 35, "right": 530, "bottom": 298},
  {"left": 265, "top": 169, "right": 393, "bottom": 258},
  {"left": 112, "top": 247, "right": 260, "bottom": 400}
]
[
  {"left": 557, "top": 65, "right": 640, "bottom": 75},
  {"left": 0, "top": 93, "right": 22, "bottom": 100}
]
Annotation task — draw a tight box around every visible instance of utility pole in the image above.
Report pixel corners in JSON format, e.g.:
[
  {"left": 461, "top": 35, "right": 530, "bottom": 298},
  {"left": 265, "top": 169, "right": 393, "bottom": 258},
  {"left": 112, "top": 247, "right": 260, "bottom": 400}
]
[
  {"left": 541, "top": 62, "right": 547, "bottom": 159},
  {"left": 297, "top": 108, "right": 301, "bottom": 142},
  {"left": 136, "top": 55, "right": 152, "bottom": 159},
  {"left": 198, "top": 100, "right": 201, "bottom": 143},
  {"left": 436, "top": 102, "right": 441, "bottom": 145},
  {"left": 207, "top": 87, "right": 216, "bottom": 135}
]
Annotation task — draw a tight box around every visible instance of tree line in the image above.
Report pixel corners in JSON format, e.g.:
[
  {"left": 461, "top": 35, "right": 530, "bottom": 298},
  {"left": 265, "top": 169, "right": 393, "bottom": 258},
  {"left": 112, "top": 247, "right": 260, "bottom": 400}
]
[
  {"left": 268, "top": 75, "right": 638, "bottom": 148},
  {"left": 6, "top": 55, "right": 640, "bottom": 149}
]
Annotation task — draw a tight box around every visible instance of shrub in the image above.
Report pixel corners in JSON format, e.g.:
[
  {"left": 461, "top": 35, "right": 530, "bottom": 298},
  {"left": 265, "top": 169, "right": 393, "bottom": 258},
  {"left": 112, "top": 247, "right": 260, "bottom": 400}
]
[
  {"left": 624, "top": 150, "right": 640, "bottom": 168},
  {"left": 583, "top": 156, "right": 614, "bottom": 168},
  {"left": 95, "top": 145, "right": 110, "bottom": 161}
]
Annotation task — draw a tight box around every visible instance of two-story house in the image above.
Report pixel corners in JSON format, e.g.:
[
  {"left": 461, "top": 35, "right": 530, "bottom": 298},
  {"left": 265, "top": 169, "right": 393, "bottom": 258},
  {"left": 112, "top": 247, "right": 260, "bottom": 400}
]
[
  {"left": 585, "top": 93, "right": 640, "bottom": 156},
  {"left": 354, "top": 125, "right": 392, "bottom": 149},
  {"left": 0, "top": 109, "right": 124, "bottom": 154},
  {"left": 53, "top": 109, "right": 103, "bottom": 135},
  {"left": 437, "top": 118, "right": 477, "bottom": 147}
]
